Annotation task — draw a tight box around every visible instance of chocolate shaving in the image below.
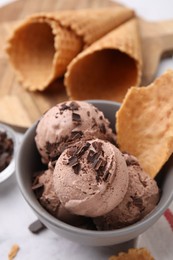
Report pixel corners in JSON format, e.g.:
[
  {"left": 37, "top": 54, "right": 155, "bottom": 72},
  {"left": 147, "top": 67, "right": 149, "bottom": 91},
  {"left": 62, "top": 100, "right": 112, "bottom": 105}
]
[
  {"left": 32, "top": 183, "right": 44, "bottom": 191},
  {"left": 103, "top": 171, "right": 110, "bottom": 181},
  {"left": 68, "top": 156, "right": 78, "bottom": 167},
  {"left": 77, "top": 142, "right": 90, "bottom": 157},
  {"left": 93, "top": 157, "right": 103, "bottom": 170},
  {"left": 87, "top": 150, "right": 95, "bottom": 162},
  {"left": 32, "top": 183, "right": 44, "bottom": 199},
  {"left": 70, "top": 130, "right": 83, "bottom": 141},
  {"left": 72, "top": 163, "right": 81, "bottom": 174}
]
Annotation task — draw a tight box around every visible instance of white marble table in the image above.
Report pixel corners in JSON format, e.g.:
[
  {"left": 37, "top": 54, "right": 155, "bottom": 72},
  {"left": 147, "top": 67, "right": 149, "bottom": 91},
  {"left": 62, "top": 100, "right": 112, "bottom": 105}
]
[{"left": 0, "top": 0, "right": 173, "bottom": 259}]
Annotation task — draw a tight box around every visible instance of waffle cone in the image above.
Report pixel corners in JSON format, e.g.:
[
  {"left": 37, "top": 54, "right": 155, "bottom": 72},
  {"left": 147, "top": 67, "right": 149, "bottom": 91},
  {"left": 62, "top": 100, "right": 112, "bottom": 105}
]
[
  {"left": 65, "top": 18, "right": 142, "bottom": 102},
  {"left": 6, "top": 6, "right": 134, "bottom": 91}
]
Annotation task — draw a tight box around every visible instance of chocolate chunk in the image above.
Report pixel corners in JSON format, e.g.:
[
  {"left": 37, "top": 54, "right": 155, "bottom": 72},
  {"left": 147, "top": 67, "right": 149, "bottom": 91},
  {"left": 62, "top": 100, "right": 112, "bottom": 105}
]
[
  {"left": 28, "top": 219, "right": 46, "bottom": 234},
  {"left": 87, "top": 111, "right": 90, "bottom": 117},
  {"left": 72, "top": 112, "right": 81, "bottom": 124}
]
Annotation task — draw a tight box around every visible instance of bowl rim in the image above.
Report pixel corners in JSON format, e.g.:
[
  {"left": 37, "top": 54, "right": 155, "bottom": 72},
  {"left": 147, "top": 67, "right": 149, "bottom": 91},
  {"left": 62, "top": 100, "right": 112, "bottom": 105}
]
[
  {"left": 0, "top": 123, "right": 18, "bottom": 183},
  {"left": 16, "top": 99, "right": 173, "bottom": 237}
]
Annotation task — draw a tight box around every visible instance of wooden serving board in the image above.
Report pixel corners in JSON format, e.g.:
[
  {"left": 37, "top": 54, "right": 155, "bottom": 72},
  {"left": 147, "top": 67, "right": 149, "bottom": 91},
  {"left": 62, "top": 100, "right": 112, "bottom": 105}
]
[
  {"left": 0, "top": 0, "right": 117, "bottom": 129},
  {"left": 0, "top": 0, "right": 173, "bottom": 129}
]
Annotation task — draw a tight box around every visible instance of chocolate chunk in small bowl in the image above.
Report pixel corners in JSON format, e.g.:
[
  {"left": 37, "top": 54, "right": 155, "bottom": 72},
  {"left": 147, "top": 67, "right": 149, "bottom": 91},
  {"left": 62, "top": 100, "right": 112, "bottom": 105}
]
[{"left": 0, "top": 123, "right": 19, "bottom": 183}]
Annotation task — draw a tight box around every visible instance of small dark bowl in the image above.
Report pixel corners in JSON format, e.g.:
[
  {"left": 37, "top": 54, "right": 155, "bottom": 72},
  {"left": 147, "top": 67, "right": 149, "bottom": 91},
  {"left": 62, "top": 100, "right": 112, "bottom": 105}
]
[{"left": 16, "top": 100, "right": 173, "bottom": 246}]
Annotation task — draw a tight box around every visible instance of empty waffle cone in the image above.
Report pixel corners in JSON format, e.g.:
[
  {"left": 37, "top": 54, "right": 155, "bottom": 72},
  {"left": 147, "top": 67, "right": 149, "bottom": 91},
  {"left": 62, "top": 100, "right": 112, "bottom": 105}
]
[
  {"left": 65, "top": 18, "right": 142, "bottom": 102},
  {"left": 6, "top": 7, "right": 134, "bottom": 91}
]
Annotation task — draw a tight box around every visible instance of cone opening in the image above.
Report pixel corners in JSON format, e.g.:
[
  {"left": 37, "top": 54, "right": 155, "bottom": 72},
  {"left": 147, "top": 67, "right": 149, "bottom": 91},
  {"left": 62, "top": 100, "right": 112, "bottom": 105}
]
[
  {"left": 8, "top": 21, "right": 56, "bottom": 89},
  {"left": 66, "top": 49, "right": 138, "bottom": 102}
]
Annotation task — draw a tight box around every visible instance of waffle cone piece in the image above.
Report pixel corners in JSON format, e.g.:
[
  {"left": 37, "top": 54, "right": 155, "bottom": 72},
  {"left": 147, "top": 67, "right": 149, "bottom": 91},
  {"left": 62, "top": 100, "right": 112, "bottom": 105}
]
[
  {"left": 116, "top": 70, "right": 173, "bottom": 178},
  {"left": 65, "top": 18, "right": 142, "bottom": 102},
  {"left": 6, "top": 7, "right": 134, "bottom": 91},
  {"left": 109, "top": 248, "right": 154, "bottom": 260}
]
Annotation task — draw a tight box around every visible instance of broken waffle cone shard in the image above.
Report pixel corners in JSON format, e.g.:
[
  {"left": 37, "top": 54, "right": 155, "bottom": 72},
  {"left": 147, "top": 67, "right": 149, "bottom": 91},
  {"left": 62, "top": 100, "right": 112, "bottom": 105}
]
[
  {"left": 116, "top": 70, "right": 173, "bottom": 178},
  {"left": 109, "top": 247, "right": 154, "bottom": 260},
  {"left": 64, "top": 18, "right": 142, "bottom": 102},
  {"left": 6, "top": 6, "right": 134, "bottom": 91}
]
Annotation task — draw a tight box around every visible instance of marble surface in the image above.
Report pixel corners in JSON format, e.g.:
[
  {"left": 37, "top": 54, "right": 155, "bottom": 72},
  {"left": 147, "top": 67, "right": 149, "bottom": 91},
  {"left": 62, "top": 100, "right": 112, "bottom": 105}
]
[
  {"left": 1, "top": 172, "right": 173, "bottom": 260},
  {"left": 0, "top": 0, "right": 173, "bottom": 259}
]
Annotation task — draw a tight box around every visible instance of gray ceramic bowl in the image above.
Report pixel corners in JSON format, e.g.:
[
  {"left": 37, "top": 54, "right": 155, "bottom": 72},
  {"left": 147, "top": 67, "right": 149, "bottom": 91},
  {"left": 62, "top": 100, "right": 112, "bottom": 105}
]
[{"left": 16, "top": 100, "right": 173, "bottom": 246}]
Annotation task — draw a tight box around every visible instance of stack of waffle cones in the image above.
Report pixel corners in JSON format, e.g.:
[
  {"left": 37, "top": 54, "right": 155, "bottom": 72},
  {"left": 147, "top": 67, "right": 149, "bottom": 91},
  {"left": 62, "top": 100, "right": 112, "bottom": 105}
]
[{"left": 6, "top": 6, "right": 142, "bottom": 102}]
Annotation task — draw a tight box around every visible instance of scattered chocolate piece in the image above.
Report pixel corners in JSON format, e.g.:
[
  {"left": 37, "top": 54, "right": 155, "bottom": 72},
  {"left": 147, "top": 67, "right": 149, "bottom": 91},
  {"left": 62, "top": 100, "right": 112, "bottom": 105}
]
[
  {"left": 87, "top": 111, "right": 90, "bottom": 117},
  {"left": 28, "top": 219, "right": 46, "bottom": 234}
]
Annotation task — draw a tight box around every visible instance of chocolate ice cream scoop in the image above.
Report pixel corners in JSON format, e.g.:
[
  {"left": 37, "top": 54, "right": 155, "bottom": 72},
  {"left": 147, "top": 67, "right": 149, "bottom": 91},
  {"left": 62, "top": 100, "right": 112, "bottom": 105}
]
[
  {"left": 94, "top": 154, "right": 159, "bottom": 230},
  {"left": 35, "top": 168, "right": 94, "bottom": 228},
  {"left": 35, "top": 101, "right": 115, "bottom": 164},
  {"left": 53, "top": 139, "right": 129, "bottom": 217}
]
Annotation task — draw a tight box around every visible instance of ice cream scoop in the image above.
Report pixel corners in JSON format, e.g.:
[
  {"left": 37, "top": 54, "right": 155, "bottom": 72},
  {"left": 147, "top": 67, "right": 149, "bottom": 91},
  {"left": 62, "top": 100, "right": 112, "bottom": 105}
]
[
  {"left": 94, "top": 153, "right": 159, "bottom": 230},
  {"left": 53, "top": 139, "right": 129, "bottom": 217},
  {"left": 35, "top": 168, "right": 94, "bottom": 227},
  {"left": 35, "top": 101, "right": 115, "bottom": 164}
]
